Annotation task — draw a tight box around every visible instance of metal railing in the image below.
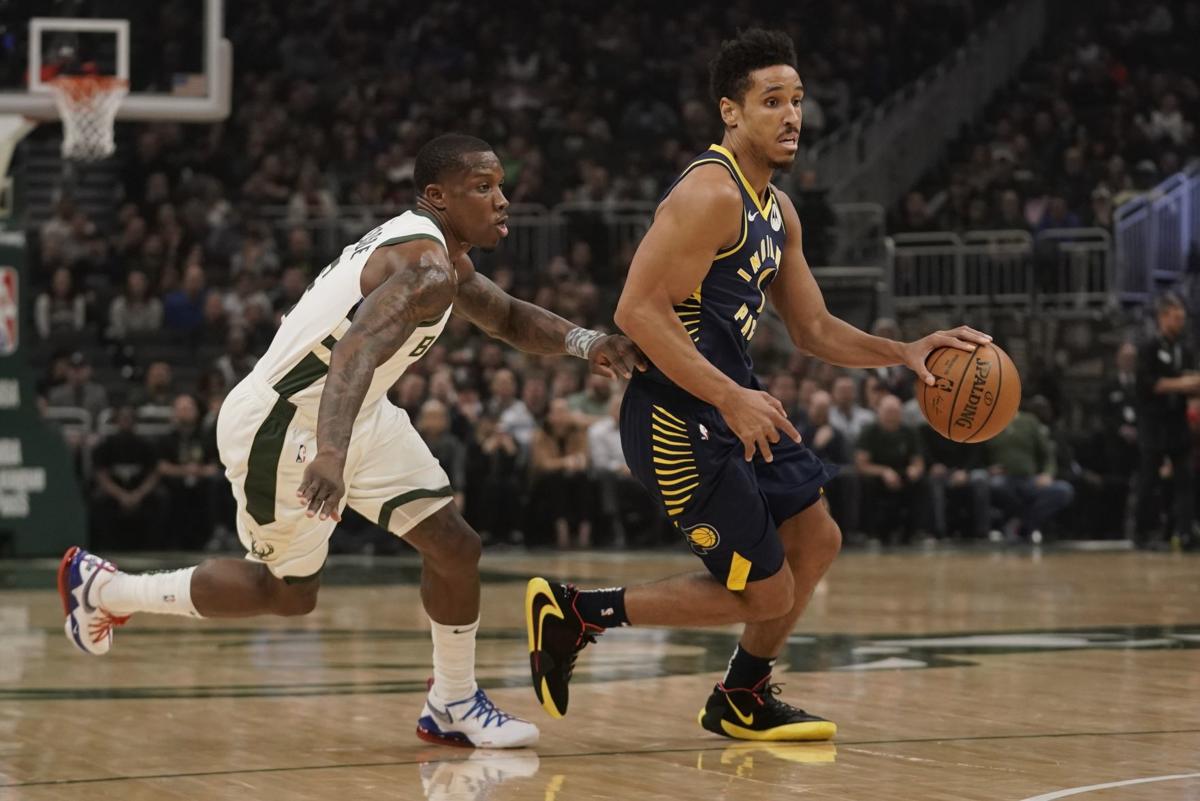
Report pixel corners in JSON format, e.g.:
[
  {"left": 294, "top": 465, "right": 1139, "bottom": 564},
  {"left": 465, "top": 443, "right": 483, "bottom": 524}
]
[
  {"left": 257, "top": 199, "right": 888, "bottom": 270},
  {"left": 886, "top": 228, "right": 1115, "bottom": 314},
  {"left": 1114, "top": 163, "right": 1199, "bottom": 302}
]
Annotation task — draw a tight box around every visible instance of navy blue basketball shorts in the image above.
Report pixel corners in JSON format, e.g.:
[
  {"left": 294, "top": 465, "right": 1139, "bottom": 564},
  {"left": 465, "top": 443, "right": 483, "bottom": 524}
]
[{"left": 620, "top": 377, "right": 834, "bottom": 591}]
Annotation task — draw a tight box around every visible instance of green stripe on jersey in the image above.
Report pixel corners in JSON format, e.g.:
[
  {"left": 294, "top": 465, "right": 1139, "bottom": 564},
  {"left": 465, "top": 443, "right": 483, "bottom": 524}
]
[
  {"left": 377, "top": 485, "right": 454, "bottom": 530},
  {"left": 244, "top": 398, "right": 299, "bottom": 526}
]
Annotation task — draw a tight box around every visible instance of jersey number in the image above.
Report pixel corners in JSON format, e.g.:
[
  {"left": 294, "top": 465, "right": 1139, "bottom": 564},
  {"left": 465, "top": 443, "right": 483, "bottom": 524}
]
[{"left": 409, "top": 335, "right": 436, "bottom": 358}]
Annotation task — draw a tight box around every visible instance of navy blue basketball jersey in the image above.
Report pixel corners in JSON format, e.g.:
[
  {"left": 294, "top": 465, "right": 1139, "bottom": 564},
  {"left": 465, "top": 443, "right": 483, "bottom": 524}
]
[{"left": 643, "top": 144, "right": 788, "bottom": 390}]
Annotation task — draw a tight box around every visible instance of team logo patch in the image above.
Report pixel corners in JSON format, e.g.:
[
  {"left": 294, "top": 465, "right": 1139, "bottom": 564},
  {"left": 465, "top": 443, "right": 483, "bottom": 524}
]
[
  {"left": 769, "top": 203, "right": 783, "bottom": 231},
  {"left": 250, "top": 539, "right": 275, "bottom": 560},
  {"left": 682, "top": 523, "right": 721, "bottom": 555}
]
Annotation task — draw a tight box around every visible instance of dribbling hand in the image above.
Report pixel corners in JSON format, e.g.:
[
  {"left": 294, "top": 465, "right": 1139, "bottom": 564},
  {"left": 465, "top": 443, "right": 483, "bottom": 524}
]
[
  {"left": 297, "top": 453, "right": 346, "bottom": 522},
  {"left": 903, "top": 326, "right": 993, "bottom": 385},
  {"left": 717, "top": 387, "right": 802, "bottom": 463}
]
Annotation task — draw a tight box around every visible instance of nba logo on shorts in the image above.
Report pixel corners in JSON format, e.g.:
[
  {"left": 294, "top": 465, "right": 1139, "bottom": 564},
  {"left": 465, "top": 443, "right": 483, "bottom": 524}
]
[{"left": 0, "top": 267, "right": 17, "bottom": 356}]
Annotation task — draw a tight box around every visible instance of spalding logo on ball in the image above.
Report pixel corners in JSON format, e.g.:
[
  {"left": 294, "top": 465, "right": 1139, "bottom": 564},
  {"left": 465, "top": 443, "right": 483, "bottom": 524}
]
[{"left": 918, "top": 342, "right": 1021, "bottom": 443}]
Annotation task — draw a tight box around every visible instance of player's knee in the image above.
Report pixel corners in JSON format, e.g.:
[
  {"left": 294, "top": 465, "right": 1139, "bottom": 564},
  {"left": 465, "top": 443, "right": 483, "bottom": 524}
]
[
  {"left": 260, "top": 570, "right": 320, "bottom": 616},
  {"left": 743, "top": 567, "right": 794, "bottom": 621},
  {"left": 785, "top": 509, "right": 842, "bottom": 572},
  {"left": 419, "top": 512, "right": 482, "bottom": 568}
]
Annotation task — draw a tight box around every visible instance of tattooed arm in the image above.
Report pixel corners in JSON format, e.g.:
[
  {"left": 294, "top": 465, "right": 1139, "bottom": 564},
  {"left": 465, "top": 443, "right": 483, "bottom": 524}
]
[
  {"left": 454, "top": 264, "right": 646, "bottom": 378},
  {"left": 297, "top": 242, "right": 457, "bottom": 521}
]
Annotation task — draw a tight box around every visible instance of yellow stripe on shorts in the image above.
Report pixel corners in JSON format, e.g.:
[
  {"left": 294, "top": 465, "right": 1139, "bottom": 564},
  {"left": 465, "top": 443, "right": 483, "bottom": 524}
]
[{"left": 726, "top": 552, "right": 752, "bottom": 591}]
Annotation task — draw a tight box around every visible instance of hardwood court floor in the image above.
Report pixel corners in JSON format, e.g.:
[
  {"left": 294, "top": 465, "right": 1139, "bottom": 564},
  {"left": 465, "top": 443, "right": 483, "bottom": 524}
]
[{"left": 1, "top": 548, "right": 1198, "bottom": 800}]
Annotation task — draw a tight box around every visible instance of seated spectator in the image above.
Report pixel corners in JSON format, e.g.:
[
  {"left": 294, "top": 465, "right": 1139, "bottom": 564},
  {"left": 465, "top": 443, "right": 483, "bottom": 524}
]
[
  {"left": 767, "top": 371, "right": 806, "bottom": 424},
  {"left": 530, "top": 398, "right": 591, "bottom": 549},
  {"left": 488, "top": 368, "right": 534, "bottom": 450},
  {"left": 90, "top": 405, "right": 161, "bottom": 550},
  {"left": 866, "top": 319, "right": 912, "bottom": 400},
  {"left": 393, "top": 373, "right": 428, "bottom": 420},
  {"left": 921, "top": 424, "right": 989, "bottom": 539},
  {"left": 416, "top": 399, "right": 467, "bottom": 511},
  {"left": 105, "top": 269, "right": 163, "bottom": 341},
  {"left": 568, "top": 374, "right": 614, "bottom": 424},
  {"left": 984, "top": 408, "right": 1075, "bottom": 543},
  {"left": 587, "top": 394, "right": 656, "bottom": 547},
  {"left": 213, "top": 328, "right": 258, "bottom": 388},
  {"left": 34, "top": 267, "right": 87, "bottom": 342},
  {"left": 163, "top": 263, "right": 210, "bottom": 336},
  {"left": 801, "top": 389, "right": 858, "bottom": 533},
  {"left": 130, "top": 361, "right": 176, "bottom": 411},
  {"left": 830, "top": 375, "right": 875, "bottom": 448},
  {"left": 464, "top": 414, "right": 524, "bottom": 544},
  {"left": 47, "top": 351, "right": 108, "bottom": 421},
  {"left": 855, "top": 395, "right": 927, "bottom": 544},
  {"left": 157, "top": 394, "right": 221, "bottom": 550}
]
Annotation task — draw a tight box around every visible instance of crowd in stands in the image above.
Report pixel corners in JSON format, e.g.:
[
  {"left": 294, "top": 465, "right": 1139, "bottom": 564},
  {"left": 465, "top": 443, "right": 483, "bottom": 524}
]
[
  {"left": 894, "top": 0, "right": 1199, "bottom": 235},
  {"left": 22, "top": 0, "right": 1200, "bottom": 552}
]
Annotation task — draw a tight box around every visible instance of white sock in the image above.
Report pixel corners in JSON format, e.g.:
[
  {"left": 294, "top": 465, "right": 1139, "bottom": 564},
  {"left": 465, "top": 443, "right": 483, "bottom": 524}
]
[
  {"left": 96, "top": 568, "right": 201, "bottom": 618},
  {"left": 429, "top": 617, "right": 479, "bottom": 703}
]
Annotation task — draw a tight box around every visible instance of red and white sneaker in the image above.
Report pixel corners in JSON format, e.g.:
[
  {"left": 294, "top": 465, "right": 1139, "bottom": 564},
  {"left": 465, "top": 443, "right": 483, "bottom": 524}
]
[{"left": 57, "top": 546, "right": 130, "bottom": 655}]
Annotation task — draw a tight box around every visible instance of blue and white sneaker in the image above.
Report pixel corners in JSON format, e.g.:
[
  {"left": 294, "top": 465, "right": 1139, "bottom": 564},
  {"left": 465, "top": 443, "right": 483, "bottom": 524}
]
[
  {"left": 57, "top": 546, "right": 129, "bottom": 655},
  {"left": 417, "top": 682, "right": 539, "bottom": 748}
]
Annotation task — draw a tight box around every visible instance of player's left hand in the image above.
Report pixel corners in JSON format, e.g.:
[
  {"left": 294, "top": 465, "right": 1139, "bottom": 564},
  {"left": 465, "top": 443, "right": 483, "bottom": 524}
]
[
  {"left": 588, "top": 335, "right": 648, "bottom": 380},
  {"left": 297, "top": 452, "right": 346, "bottom": 522},
  {"left": 903, "top": 326, "right": 993, "bottom": 386}
]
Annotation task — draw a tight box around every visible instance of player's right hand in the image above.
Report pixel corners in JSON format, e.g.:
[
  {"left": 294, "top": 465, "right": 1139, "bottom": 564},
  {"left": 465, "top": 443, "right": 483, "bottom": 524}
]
[
  {"left": 717, "top": 387, "right": 802, "bottom": 463},
  {"left": 297, "top": 453, "right": 346, "bottom": 522}
]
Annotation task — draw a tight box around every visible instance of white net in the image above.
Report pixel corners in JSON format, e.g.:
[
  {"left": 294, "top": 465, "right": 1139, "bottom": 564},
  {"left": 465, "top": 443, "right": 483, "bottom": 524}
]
[{"left": 48, "top": 76, "right": 128, "bottom": 162}]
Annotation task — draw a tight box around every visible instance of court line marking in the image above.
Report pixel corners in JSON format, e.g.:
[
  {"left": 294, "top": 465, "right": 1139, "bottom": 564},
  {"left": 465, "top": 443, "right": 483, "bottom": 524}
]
[
  {"left": 4, "top": 727, "right": 1199, "bottom": 788},
  {"left": 1017, "top": 772, "right": 1200, "bottom": 800}
]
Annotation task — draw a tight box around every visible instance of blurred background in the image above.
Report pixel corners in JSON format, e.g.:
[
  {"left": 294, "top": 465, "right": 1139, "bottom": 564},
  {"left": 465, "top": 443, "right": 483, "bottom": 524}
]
[{"left": 2, "top": 0, "right": 1197, "bottom": 559}]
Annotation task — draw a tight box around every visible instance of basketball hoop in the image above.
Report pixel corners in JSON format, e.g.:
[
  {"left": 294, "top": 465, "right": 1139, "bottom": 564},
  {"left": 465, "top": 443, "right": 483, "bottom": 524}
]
[{"left": 47, "top": 75, "right": 127, "bottom": 161}]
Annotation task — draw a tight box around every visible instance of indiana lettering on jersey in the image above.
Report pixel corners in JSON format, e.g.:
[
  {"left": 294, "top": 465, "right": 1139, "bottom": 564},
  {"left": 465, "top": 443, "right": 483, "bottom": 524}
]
[{"left": 731, "top": 234, "right": 782, "bottom": 342}]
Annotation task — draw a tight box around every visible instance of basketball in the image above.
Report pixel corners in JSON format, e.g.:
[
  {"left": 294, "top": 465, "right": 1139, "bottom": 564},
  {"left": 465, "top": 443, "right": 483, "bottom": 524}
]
[{"left": 918, "top": 342, "right": 1021, "bottom": 443}]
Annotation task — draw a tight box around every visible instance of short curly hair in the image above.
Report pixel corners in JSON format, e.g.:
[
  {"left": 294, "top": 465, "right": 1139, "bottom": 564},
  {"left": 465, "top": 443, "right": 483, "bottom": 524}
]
[
  {"left": 413, "top": 133, "right": 493, "bottom": 195},
  {"left": 709, "top": 28, "right": 798, "bottom": 106}
]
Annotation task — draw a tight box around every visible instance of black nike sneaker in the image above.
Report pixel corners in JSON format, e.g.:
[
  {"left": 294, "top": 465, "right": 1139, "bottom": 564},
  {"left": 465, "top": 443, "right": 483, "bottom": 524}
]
[
  {"left": 525, "top": 578, "right": 601, "bottom": 718},
  {"left": 698, "top": 677, "right": 837, "bottom": 741}
]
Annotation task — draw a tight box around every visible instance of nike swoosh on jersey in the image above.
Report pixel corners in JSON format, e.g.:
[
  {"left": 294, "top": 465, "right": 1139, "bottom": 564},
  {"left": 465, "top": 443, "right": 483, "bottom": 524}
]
[
  {"left": 727, "top": 696, "right": 755, "bottom": 726},
  {"left": 748, "top": 211, "right": 760, "bottom": 221}
]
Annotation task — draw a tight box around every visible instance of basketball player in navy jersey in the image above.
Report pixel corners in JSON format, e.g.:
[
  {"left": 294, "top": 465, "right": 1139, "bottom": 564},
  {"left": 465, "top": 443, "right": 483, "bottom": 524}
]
[{"left": 526, "top": 29, "right": 992, "bottom": 740}]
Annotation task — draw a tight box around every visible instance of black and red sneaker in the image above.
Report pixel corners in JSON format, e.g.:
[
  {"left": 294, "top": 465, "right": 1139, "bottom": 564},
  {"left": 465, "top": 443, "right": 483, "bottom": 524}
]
[
  {"left": 698, "top": 676, "right": 837, "bottom": 741},
  {"left": 524, "top": 578, "right": 601, "bottom": 718}
]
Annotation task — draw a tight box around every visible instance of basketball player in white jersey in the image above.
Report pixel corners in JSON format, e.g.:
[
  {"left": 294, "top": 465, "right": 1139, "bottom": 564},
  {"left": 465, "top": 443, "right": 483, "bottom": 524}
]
[{"left": 57, "top": 134, "right": 645, "bottom": 749}]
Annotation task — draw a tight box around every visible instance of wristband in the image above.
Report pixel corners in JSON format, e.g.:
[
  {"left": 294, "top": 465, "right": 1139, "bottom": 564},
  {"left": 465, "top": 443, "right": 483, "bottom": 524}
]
[{"left": 565, "top": 327, "right": 604, "bottom": 359}]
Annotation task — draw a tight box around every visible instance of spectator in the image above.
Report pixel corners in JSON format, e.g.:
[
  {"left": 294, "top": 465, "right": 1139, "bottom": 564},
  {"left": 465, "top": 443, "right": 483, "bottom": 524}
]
[
  {"left": 464, "top": 414, "right": 524, "bottom": 545},
  {"left": 587, "top": 394, "right": 655, "bottom": 547},
  {"left": 1101, "top": 342, "right": 1139, "bottom": 493},
  {"left": 488, "top": 368, "right": 535, "bottom": 449},
  {"left": 921, "top": 423, "right": 989, "bottom": 540},
  {"left": 90, "top": 405, "right": 161, "bottom": 550},
  {"left": 793, "top": 169, "right": 837, "bottom": 265},
  {"left": 801, "top": 389, "right": 858, "bottom": 533},
  {"left": 213, "top": 328, "right": 258, "bottom": 388},
  {"left": 830, "top": 375, "right": 875, "bottom": 447},
  {"left": 416, "top": 399, "right": 467, "bottom": 511},
  {"left": 47, "top": 351, "right": 109, "bottom": 421},
  {"left": 163, "top": 263, "right": 209, "bottom": 335},
  {"left": 393, "top": 373, "right": 428, "bottom": 420},
  {"left": 984, "top": 409, "right": 1075, "bottom": 543},
  {"left": 568, "top": 374, "right": 615, "bottom": 424},
  {"left": 1134, "top": 294, "right": 1200, "bottom": 549},
  {"left": 866, "top": 319, "right": 912, "bottom": 400},
  {"left": 856, "top": 395, "right": 928, "bottom": 543},
  {"left": 530, "top": 398, "right": 591, "bottom": 549},
  {"left": 34, "top": 267, "right": 87, "bottom": 341},
  {"left": 106, "top": 269, "right": 163, "bottom": 341},
  {"left": 767, "top": 371, "right": 806, "bottom": 423},
  {"left": 130, "top": 361, "right": 176, "bottom": 411},
  {"left": 157, "top": 394, "right": 221, "bottom": 550}
]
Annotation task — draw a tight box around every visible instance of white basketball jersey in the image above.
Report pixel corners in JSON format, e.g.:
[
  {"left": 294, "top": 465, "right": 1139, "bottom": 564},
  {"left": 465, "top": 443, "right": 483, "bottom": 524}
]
[{"left": 251, "top": 211, "right": 451, "bottom": 412}]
